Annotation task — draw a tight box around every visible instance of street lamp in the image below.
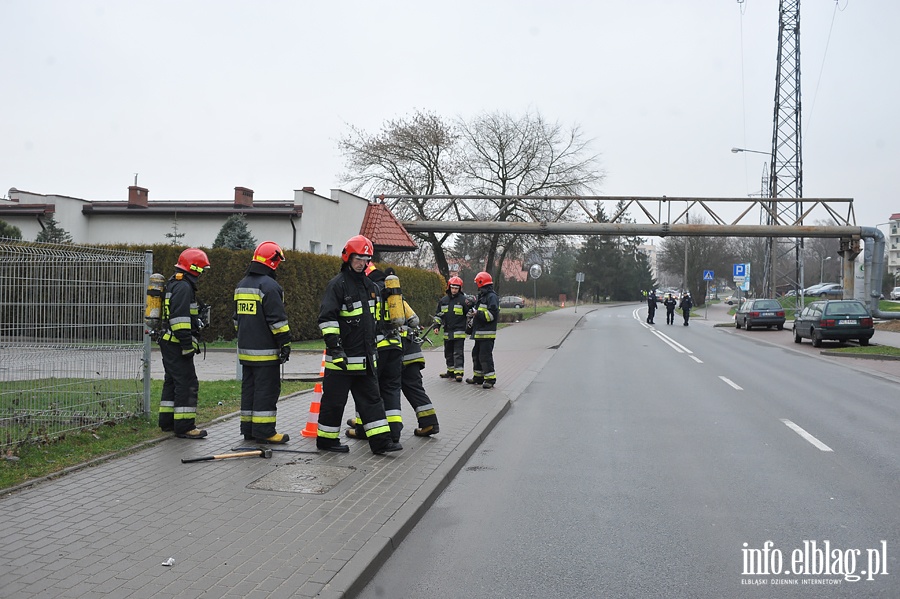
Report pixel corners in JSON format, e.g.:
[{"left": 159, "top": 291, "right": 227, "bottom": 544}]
[
  {"left": 820, "top": 256, "right": 832, "bottom": 283},
  {"left": 731, "top": 147, "right": 771, "bottom": 156}
]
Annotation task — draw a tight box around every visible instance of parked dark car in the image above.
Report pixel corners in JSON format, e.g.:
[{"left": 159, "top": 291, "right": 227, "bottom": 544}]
[
  {"left": 499, "top": 295, "right": 525, "bottom": 309},
  {"left": 792, "top": 299, "right": 874, "bottom": 347},
  {"left": 735, "top": 298, "right": 786, "bottom": 330}
]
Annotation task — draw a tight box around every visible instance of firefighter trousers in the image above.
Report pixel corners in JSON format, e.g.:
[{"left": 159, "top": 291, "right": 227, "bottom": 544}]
[
  {"left": 443, "top": 337, "right": 465, "bottom": 376},
  {"left": 401, "top": 363, "right": 439, "bottom": 429},
  {"left": 377, "top": 348, "right": 404, "bottom": 441},
  {"left": 319, "top": 368, "right": 393, "bottom": 453},
  {"left": 471, "top": 338, "right": 496, "bottom": 384},
  {"left": 158, "top": 341, "right": 199, "bottom": 434},
  {"left": 240, "top": 363, "right": 281, "bottom": 439}
]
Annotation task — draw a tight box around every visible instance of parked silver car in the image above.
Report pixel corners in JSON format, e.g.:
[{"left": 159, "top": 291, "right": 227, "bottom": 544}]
[{"left": 499, "top": 295, "right": 525, "bottom": 309}]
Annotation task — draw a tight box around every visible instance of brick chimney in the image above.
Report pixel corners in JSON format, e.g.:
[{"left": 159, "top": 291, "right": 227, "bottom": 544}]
[
  {"left": 301, "top": 186, "right": 315, "bottom": 194},
  {"left": 234, "top": 187, "right": 254, "bottom": 207},
  {"left": 128, "top": 186, "right": 149, "bottom": 208}
]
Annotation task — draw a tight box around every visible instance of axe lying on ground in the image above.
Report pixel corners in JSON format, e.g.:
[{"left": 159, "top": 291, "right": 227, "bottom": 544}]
[
  {"left": 230, "top": 446, "right": 319, "bottom": 454},
  {"left": 181, "top": 448, "right": 272, "bottom": 463}
]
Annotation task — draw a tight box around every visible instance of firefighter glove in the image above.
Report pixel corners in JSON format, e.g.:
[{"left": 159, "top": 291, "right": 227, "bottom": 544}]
[
  {"left": 278, "top": 345, "right": 291, "bottom": 364},
  {"left": 181, "top": 339, "right": 200, "bottom": 356},
  {"left": 324, "top": 334, "right": 342, "bottom": 350},
  {"left": 331, "top": 348, "right": 348, "bottom": 370}
]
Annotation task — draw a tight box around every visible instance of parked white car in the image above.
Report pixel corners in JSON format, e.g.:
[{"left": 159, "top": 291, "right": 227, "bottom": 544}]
[{"left": 890, "top": 286, "right": 900, "bottom": 301}]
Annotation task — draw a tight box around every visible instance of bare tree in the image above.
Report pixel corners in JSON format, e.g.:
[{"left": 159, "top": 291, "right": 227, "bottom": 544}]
[
  {"left": 339, "top": 111, "right": 462, "bottom": 277},
  {"left": 339, "top": 109, "right": 604, "bottom": 280},
  {"left": 456, "top": 111, "right": 603, "bottom": 277}
]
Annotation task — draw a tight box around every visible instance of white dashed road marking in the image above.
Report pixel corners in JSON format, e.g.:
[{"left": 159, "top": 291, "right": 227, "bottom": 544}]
[
  {"left": 719, "top": 376, "right": 743, "bottom": 390},
  {"left": 781, "top": 419, "right": 834, "bottom": 452}
]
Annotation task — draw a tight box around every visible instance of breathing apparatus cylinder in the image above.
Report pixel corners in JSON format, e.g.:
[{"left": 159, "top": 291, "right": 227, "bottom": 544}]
[
  {"left": 145, "top": 273, "right": 166, "bottom": 336},
  {"left": 384, "top": 274, "right": 406, "bottom": 326}
]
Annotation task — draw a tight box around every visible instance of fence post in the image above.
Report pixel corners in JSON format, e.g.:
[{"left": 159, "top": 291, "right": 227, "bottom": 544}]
[{"left": 143, "top": 250, "right": 153, "bottom": 416}]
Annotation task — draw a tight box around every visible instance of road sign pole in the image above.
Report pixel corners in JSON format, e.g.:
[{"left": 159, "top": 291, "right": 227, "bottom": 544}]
[{"left": 705, "top": 280, "right": 709, "bottom": 319}]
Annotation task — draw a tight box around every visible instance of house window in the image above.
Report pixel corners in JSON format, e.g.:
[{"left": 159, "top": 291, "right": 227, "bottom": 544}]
[
  {"left": 326, "top": 244, "right": 333, "bottom": 255},
  {"left": 309, "top": 241, "right": 321, "bottom": 254}
]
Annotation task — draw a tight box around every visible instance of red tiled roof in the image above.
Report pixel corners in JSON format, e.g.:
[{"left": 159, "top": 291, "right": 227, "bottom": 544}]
[
  {"left": 359, "top": 202, "right": 417, "bottom": 252},
  {"left": 890, "top": 213, "right": 900, "bottom": 221}
]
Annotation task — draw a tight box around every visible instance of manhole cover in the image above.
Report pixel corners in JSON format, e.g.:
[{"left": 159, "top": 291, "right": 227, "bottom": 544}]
[{"left": 248, "top": 464, "right": 356, "bottom": 494}]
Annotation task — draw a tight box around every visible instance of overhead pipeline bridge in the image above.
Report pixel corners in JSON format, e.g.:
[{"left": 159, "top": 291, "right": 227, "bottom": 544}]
[{"left": 377, "top": 194, "right": 895, "bottom": 319}]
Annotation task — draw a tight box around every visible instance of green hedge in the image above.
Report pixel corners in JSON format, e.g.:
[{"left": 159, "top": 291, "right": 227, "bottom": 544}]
[{"left": 138, "top": 244, "right": 446, "bottom": 342}]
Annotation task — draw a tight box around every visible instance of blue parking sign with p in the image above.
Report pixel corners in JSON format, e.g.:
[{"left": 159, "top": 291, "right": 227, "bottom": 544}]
[{"left": 733, "top": 263, "right": 746, "bottom": 278}]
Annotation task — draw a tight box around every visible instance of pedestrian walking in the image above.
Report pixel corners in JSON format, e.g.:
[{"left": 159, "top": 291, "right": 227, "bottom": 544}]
[
  {"left": 158, "top": 248, "right": 210, "bottom": 439},
  {"left": 234, "top": 241, "right": 292, "bottom": 444},
  {"left": 646, "top": 290, "right": 658, "bottom": 324},
  {"left": 316, "top": 235, "right": 402, "bottom": 455},
  {"left": 433, "top": 275, "right": 471, "bottom": 382},
  {"left": 664, "top": 293, "right": 677, "bottom": 325},
  {"left": 465, "top": 271, "right": 500, "bottom": 389},
  {"left": 679, "top": 291, "right": 693, "bottom": 326}
]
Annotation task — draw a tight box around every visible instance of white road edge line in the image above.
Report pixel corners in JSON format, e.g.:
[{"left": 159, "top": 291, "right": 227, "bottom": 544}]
[
  {"left": 780, "top": 419, "right": 834, "bottom": 452},
  {"left": 690, "top": 355, "right": 703, "bottom": 363},
  {"left": 719, "top": 376, "right": 743, "bottom": 390}
]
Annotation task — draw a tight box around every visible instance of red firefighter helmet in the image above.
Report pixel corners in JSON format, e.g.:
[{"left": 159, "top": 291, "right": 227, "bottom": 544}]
[
  {"left": 175, "top": 248, "right": 210, "bottom": 275},
  {"left": 252, "top": 241, "right": 285, "bottom": 270},
  {"left": 448, "top": 276, "right": 463, "bottom": 288},
  {"left": 341, "top": 235, "right": 373, "bottom": 262},
  {"left": 474, "top": 271, "right": 493, "bottom": 287}
]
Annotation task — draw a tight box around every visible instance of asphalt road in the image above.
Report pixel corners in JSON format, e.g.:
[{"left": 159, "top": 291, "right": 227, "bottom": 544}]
[{"left": 358, "top": 303, "right": 900, "bottom": 598}]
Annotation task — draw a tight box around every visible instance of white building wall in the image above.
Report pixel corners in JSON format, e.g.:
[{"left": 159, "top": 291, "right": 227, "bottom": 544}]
[
  {"left": 295, "top": 189, "right": 369, "bottom": 256},
  {"left": 3, "top": 189, "right": 369, "bottom": 255},
  {"left": 85, "top": 212, "right": 298, "bottom": 249}
]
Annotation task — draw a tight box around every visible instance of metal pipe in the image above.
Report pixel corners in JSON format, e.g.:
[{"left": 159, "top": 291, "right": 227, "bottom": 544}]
[
  {"left": 860, "top": 227, "right": 899, "bottom": 319},
  {"left": 401, "top": 221, "right": 861, "bottom": 238}
]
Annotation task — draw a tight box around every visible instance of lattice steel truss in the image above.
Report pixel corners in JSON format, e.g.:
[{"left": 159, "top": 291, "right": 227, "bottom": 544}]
[
  {"left": 765, "top": 0, "right": 803, "bottom": 298},
  {"left": 0, "top": 239, "right": 147, "bottom": 449}
]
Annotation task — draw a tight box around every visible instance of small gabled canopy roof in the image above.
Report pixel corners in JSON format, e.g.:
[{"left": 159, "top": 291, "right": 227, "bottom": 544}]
[{"left": 359, "top": 202, "right": 417, "bottom": 253}]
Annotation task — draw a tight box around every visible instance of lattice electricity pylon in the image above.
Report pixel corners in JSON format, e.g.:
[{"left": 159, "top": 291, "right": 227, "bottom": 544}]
[{"left": 764, "top": 0, "right": 803, "bottom": 300}]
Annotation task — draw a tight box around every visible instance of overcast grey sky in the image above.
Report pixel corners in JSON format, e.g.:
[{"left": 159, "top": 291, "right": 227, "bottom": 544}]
[{"left": 2, "top": 1, "right": 896, "bottom": 228}]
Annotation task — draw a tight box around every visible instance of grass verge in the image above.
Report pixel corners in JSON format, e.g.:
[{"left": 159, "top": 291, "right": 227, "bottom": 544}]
[
  {"left": 1, "top": 378, "right": 312, "bottom": 492},
  {"left": 824, "top": 345, "right": 900, "bottom": 358}
]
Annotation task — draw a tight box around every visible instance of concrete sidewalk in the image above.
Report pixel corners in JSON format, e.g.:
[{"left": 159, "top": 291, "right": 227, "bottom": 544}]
[{"left": 0, "top": 307, "right": 591, "bottom": 599}]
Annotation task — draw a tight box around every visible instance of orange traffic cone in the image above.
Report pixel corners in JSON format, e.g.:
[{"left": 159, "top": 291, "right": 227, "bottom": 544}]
[{"left": 301, "top": 350, "right": 326, "bottom": 438}]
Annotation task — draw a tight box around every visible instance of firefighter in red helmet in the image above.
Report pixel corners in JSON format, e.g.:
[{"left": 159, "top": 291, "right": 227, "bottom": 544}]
[
  {"left": 315, "top": 235, "right": 402, "bottom": 454},
  {"left": 433, "top": 275, "right": 472, "bottom": 382},
  {"left": 158, "top": 248, "right": 210, "bottom": 439},
  {"left": 465, "top": 271, "right": 499, "bottom": 389},
  {"left": 234, "top": 241, "right": 291, "bottom": 444}
]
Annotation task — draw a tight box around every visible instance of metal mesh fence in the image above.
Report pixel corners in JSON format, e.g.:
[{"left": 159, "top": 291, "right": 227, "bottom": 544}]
[{"left": 0, "top": 238, "right": 147, "bottom": 448}]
